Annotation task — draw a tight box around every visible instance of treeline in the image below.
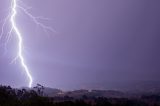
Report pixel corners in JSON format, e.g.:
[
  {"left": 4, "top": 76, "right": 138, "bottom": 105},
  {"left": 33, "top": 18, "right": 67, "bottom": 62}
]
[{"left": 0, "top": 85, "right": 160, "bottom": 106}]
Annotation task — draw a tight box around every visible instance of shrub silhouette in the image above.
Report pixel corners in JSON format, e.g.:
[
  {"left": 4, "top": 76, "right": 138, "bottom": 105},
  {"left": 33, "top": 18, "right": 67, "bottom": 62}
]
[{"left": 0, "top": 85, "right": 159, "bottom": 106}]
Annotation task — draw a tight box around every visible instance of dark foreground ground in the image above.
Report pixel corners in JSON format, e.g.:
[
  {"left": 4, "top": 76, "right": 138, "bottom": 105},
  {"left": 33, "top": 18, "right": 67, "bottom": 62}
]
[{"left": 0, "top": 85, "right": 160, "bottom": 106}]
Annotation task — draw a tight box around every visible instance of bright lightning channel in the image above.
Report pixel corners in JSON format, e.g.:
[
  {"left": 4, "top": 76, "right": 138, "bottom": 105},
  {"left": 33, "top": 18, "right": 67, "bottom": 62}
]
[
  {"left": 0, "top": 0, "right": 54, "bottom": 88},
  {"left": 11, "top": 0, "right": 33, "bottom": 88}
]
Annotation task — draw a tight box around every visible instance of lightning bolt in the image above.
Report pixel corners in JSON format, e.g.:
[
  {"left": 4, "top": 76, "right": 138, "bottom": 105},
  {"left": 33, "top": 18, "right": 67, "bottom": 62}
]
[
  {"left": 0, "top": 0, "right": 54, "bottom": 88},
  {"left": 10, "top": 0, "right": 33, "bottom": 88}
]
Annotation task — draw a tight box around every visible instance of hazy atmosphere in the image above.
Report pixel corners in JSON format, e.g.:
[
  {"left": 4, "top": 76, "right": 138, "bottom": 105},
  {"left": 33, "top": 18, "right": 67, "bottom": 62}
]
[{"left": 0, "top": 0, "right": 160, "bottom": 90}]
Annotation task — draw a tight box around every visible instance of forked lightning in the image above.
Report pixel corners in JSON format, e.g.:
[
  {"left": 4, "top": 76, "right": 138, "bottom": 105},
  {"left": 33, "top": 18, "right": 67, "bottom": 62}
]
[{"left": 0, "top": 0, "right": 54, "bottom": 88}]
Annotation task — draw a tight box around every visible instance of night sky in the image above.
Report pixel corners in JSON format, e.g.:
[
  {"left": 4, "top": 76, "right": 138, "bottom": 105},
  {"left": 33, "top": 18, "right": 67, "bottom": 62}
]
[{"left": 0, "top": 0, "right": 160, "bottom": 90}]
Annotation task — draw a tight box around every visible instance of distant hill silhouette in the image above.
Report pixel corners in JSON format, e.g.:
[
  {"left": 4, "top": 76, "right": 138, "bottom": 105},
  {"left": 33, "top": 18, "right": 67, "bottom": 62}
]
[{"left": 0, "top": 84, "right": 160, "bottom": 106}]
